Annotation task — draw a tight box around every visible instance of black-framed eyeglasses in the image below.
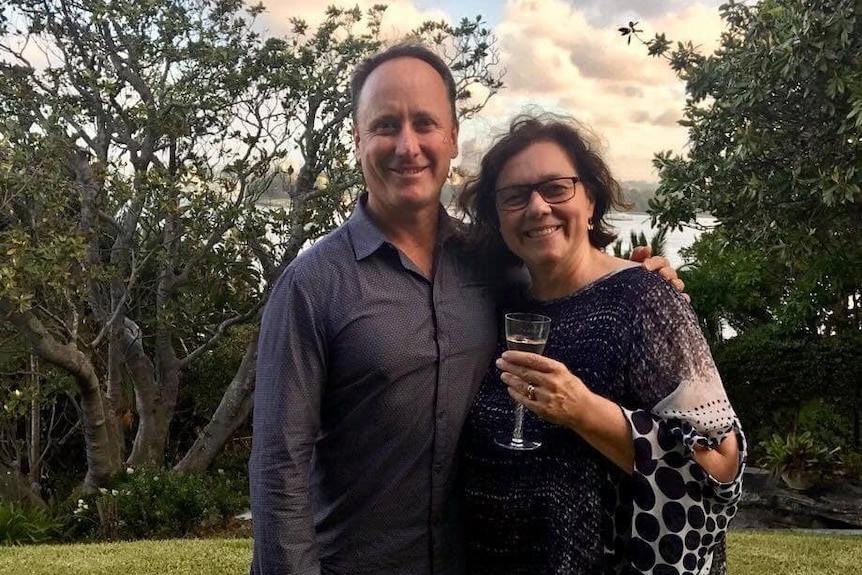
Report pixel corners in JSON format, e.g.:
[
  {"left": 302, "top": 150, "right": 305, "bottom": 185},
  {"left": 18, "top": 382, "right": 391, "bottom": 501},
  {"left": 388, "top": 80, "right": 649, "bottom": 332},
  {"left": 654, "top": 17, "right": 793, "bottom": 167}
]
[{"left": 494, "top": 176, "right": 581, "bottom": 211}]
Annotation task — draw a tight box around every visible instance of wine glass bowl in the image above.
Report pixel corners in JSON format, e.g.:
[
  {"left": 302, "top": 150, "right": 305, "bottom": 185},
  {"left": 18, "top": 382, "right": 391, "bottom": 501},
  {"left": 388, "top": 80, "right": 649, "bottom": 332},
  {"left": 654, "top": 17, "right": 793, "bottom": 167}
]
[{"left": 495, "top": 312, "right": 551, "bottom": 451}]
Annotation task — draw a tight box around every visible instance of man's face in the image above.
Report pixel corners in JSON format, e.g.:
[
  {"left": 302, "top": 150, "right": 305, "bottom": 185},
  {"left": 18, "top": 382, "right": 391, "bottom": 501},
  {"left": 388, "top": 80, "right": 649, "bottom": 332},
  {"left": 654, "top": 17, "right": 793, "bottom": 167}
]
[{"left": 353, "top": 57, "right": 459, "bottom": 218}]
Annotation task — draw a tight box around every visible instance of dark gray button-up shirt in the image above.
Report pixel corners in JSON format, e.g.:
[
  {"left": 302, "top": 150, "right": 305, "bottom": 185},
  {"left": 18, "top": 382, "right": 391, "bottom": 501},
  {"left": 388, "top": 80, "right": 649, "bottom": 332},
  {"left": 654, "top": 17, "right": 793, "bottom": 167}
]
[{"left": 250, "top": 196, "right": 498, "bottom": 575}]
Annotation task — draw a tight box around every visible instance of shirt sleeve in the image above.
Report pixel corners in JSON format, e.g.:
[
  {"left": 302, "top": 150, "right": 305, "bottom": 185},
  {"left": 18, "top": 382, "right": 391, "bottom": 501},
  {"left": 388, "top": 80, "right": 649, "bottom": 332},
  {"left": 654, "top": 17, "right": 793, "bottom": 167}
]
[
  {"left": 615, "top": 273, "right": 747, "bottom": 575},
  {"left": 620, "top": 408, "right": 745, "bottom": 575},
  {"left": 249, "top": 264, "right": 327, "bottom": 575}
]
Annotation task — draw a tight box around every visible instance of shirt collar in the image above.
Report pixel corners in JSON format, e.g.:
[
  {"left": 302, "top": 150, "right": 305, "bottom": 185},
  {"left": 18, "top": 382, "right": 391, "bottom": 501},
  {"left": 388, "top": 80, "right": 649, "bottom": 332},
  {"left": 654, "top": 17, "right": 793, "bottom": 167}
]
[
  {"left": 346, "top": 193, "right": 388, "bottom": 261},
  {"left": 346, "top": 193, "right": 460, "bottom": 261}
]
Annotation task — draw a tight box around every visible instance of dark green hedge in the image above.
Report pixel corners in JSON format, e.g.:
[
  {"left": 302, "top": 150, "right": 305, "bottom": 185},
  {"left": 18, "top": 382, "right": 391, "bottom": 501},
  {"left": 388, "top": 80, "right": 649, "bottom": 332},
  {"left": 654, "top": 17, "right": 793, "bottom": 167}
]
[{"left": 713, "top": 327, "right": 861, "bottom": 453}]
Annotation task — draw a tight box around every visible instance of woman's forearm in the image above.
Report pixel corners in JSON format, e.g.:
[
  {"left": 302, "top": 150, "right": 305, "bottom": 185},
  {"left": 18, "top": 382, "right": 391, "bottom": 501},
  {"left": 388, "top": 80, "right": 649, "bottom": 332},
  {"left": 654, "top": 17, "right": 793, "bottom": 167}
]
[
  {"left": 693, "top": 433, "right": 741, "bottom": 483},
  {"left": 567, "top": 391, "right": 635, "bottom": 474},
  {"left": 569, "top": 392, "right": 741, "bottom": 481}
]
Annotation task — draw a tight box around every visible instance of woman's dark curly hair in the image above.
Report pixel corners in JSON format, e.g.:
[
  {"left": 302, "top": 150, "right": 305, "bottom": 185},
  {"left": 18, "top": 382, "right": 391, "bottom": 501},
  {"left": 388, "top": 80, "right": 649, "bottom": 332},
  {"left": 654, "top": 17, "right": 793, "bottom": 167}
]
[{"left": 458, "top": 114, "right": 630, "bottom": 268}]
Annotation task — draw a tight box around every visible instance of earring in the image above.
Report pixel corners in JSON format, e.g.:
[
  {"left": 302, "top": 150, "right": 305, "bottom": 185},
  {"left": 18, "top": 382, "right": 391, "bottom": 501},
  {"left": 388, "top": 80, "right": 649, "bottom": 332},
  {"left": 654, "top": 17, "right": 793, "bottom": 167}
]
[{"left": 587, "top": 217, "right": 594, "bottom": 231}]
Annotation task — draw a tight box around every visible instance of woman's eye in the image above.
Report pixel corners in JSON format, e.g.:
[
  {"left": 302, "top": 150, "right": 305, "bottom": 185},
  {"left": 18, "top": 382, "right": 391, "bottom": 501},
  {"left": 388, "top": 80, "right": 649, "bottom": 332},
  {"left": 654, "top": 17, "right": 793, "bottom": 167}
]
[{"left": 542, "top": 184, "right": 568, "bottom": 197}]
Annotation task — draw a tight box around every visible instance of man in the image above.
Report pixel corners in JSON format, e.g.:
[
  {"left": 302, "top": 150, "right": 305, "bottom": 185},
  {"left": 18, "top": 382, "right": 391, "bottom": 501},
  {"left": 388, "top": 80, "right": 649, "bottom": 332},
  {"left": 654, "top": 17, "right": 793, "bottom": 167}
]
[{"left": 249, "top": 43, "right": 679, "bottom": 575}]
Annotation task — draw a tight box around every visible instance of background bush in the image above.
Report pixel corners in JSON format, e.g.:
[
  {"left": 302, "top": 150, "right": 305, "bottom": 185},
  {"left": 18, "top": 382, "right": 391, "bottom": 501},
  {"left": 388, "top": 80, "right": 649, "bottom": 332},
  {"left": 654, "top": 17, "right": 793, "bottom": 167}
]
[
  {"left": 68, "top": 466, "right": 248, "bottom": 541},
  {"left": 0, "top": 502, "right": 63, "bottom": 545},
  {"left": 714, "top": 326, "right": 861, "bottom": 458}
]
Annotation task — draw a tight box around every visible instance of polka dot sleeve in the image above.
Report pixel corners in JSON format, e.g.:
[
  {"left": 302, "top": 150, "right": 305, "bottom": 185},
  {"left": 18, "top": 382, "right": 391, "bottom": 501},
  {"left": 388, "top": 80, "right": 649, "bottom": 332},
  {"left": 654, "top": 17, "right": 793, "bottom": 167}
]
[
  {"left": 611, "top": 272, "right": 747, "bottom": 574},
  {"left": 618, "top": 408, "right": 745, "bottom": 575}
]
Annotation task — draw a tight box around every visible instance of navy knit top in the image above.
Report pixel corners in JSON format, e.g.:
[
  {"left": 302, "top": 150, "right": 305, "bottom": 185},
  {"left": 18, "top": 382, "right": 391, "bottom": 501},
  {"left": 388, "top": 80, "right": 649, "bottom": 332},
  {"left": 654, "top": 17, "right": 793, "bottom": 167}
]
[{"left": 461, "top": 266, "right": 745, "bottom": 575}]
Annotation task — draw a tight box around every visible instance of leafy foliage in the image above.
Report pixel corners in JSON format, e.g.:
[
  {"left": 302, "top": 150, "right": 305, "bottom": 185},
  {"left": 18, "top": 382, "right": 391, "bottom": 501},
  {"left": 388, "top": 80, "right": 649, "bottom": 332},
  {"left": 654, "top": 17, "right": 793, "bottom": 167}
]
[
  {"left": 611, "top": 226, "right": 668, "bottom": 259},
  {"left": 713, "top": 325, "right": 861, "bottom": 449},
  {"left": 0, "top": 502, "right": 63, "bottom": 545},
  {"left": 70, "top": 466, "right": 248, "bottom": 540},
  {"left": 627, "top": 0, "right": 861, "bottom": 334},
  {"left": 759, "top": 431, "right": 841, "bottom": 476},
  {"left": 679, "top": 231, "right": 784, "bottom": 343}
]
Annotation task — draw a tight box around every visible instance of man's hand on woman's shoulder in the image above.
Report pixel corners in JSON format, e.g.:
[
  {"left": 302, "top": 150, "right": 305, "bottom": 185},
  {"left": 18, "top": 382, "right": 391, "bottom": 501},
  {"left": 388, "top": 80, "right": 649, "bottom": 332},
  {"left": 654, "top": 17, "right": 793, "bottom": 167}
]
[{"left": 629, "top": 245, "right": 688, "bottom": 301}]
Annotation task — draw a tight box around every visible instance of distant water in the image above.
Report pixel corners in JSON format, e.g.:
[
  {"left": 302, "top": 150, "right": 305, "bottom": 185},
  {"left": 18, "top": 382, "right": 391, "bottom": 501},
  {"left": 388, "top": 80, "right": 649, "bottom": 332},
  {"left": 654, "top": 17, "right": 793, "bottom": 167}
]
[
  {"left": 607, "top": 212, "right": 717, "bottom": 268},
  {"left": 260, "top": 198, "right": 715, "bottom": 269}
]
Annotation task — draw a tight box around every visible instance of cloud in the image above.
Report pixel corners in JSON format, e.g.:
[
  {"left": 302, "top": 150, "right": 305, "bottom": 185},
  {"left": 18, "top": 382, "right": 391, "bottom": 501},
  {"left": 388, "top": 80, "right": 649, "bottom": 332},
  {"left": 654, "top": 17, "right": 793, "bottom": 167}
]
[
  {"left": 565, "top": 0, "right": 724, "bottom": 27},
  {"left": 250, "top": 0, "right": 725, "bottom": 181},
  {"left": 258, "top": 0, "right": 448, "bottom": 39},
  {"left": 469, "top": 0, "right": 723, "bottom": 180}
]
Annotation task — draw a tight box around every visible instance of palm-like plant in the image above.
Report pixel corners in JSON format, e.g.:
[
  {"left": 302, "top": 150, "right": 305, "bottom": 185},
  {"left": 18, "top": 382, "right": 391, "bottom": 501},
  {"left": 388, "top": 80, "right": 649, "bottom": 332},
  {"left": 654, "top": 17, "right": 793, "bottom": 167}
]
[{"left": 611, "top": 227, "right": 668, "bottom": 259}]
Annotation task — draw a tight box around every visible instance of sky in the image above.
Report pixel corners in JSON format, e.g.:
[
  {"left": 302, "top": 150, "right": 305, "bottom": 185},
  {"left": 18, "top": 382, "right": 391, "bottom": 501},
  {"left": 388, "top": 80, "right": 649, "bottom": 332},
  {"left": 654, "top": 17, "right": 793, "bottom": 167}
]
[{"left": 259, "top": 0, "right": 729, "bottom": 183}]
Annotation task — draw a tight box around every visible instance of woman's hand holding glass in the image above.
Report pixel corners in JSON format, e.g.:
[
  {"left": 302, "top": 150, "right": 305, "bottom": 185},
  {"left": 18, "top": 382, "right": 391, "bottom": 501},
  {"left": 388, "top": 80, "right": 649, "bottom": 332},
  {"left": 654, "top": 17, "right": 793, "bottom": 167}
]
[
  {"left": 496, "top": 351, "right": 592, "bottom": 430},
  {"left": 496, "top": 351, "right": 637, "bottom": 473}
]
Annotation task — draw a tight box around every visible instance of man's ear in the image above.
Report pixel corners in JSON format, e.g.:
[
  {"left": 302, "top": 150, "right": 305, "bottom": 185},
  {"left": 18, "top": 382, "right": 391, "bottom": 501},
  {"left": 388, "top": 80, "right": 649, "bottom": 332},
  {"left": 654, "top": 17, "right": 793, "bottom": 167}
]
[
  {"left": 352, "top": 123, "right": 361, "bottom": 159},
  {"left": 450, "top": 123, "right": 459, "bottom": 159}
]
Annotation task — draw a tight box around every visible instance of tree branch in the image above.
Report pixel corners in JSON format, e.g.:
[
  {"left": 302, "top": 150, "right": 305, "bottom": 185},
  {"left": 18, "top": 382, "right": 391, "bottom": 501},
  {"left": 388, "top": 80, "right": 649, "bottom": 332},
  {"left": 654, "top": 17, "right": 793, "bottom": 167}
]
[{"left": 178, "top": 299, "right": 265, "bottom": 369}]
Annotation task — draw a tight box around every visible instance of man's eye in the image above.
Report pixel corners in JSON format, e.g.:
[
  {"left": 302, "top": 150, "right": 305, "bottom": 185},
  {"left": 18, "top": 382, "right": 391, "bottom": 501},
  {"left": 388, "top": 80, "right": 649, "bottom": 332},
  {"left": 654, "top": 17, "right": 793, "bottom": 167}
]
[
  {"left": 414, "top": 118, "right": 436, "bottom": 131},
  {"left": 374, "top": 121, "right": 398, "bottom": 133}
]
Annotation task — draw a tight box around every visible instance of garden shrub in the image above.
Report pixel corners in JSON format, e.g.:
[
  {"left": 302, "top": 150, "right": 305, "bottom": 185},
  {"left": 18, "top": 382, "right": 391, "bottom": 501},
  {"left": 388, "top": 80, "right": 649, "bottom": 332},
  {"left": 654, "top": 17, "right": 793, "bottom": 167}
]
[
  {"left": 0, "top": 502, "right": 62, "bottom": 545},
  {"left": 714, "top": 326, "right": 861, "bottom": 456},
  {"left": 68, "top": 466, "right": 249, "bottom": 541}
]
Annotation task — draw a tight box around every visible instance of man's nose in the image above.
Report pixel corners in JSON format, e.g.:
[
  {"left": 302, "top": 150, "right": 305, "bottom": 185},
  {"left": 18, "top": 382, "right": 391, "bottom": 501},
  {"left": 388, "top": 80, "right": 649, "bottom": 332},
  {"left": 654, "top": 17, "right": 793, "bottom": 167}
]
[{"left": 396, "top": 127, "right": 420, "bottom": 156}]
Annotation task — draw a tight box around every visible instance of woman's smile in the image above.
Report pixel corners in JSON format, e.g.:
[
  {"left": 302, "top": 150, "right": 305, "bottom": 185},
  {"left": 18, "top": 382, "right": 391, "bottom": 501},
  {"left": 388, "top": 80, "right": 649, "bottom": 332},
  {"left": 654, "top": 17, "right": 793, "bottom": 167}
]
[{"left": 524, "top": 224, "right": 563, "bottom": 239}]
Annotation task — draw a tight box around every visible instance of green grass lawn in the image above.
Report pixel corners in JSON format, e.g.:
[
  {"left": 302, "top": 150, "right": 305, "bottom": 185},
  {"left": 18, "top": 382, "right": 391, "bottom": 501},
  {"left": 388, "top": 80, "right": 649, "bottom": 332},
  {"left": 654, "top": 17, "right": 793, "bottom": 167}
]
[{"left": 0, "top": 531, "right": 859, "bottom": 574}]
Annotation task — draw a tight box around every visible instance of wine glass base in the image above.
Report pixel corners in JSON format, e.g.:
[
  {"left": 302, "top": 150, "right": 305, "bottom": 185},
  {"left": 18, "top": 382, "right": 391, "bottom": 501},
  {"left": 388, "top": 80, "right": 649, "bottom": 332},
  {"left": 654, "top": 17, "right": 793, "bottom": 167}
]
[{"left": 495, "top": 436, "right": 541, "bottom": 451}]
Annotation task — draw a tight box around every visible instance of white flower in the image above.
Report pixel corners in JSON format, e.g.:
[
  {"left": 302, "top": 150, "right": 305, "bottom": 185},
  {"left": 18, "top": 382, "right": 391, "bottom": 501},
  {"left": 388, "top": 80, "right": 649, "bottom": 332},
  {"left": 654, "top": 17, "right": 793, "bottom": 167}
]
[
  {"left": 126, "top": 467, "right": 134, "bottom": 475},
  {"left": 99, "top": 487, "right": 108, "bottom": 495},
  {"left": 217, "top": 468, "right": 225, "bottom": 475},
  {"left": 314, "top": 174, "right": 329, "bottom": 190},
  {"left": 111, "top": 489, "right": 119, "bottom": 496},
  {"left": 153, "top": 475, "right": 159, "bottom": 481},
  {"left": 12, "top": 389, "right": 22, "bottom": 398}
]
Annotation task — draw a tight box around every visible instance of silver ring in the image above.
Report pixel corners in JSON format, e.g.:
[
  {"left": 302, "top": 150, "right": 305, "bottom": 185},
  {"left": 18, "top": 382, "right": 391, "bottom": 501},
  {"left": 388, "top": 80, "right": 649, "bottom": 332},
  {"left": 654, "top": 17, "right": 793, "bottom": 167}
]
[{"left": 526, "top": 384, "right": 536, "bottom": 401}]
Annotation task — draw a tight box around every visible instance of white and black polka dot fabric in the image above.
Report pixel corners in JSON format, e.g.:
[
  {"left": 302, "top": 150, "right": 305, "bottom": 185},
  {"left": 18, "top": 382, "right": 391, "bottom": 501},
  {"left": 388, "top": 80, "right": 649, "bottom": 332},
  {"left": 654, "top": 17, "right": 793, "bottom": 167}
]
[{"left": 614, "top": 408, "right": 744, "bottom": 575}]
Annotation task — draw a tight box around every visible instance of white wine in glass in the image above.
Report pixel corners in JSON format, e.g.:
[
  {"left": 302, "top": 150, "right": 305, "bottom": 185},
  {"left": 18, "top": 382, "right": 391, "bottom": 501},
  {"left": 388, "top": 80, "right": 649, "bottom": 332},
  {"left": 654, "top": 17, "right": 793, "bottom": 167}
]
[{"left": 495, "top": 312, "right": 551, "bottom": 451}]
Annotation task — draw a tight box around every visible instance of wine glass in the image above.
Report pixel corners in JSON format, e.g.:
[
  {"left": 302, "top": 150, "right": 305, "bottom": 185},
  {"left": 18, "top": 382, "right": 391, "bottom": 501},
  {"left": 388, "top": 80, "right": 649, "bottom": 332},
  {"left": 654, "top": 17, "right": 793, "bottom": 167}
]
[{"left": 495, "top": 312, "right": 551, "bottom": 451}]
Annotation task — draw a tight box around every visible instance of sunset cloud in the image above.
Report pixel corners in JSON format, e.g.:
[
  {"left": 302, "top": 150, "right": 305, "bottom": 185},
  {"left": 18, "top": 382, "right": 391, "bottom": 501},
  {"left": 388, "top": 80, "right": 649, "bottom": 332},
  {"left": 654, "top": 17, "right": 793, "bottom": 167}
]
[
  {"left": 253, "top": 0, "right": 725, "bottom": 181},
  {"left": 467, "top": 0, "right": 723, "bottom": 180}
]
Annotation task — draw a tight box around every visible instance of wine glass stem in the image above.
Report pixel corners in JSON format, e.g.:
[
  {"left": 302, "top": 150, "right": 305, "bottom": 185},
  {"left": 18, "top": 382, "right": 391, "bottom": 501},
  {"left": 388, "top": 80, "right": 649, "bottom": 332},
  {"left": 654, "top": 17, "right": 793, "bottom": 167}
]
[{"left": 512, "top": 403, "right": 526, "bottom": 444}]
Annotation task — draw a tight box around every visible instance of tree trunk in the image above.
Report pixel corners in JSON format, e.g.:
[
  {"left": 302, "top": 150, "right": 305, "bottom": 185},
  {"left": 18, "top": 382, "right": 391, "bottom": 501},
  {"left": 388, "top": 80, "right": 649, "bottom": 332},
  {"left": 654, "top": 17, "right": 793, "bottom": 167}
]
[
  {"left": 1, "top": 301, "right": 121, "bottom": 492},
  {"left": 27, "top": 354, "right": 42, "bottom": 487},
  {"left": 174, "top": 337, "right": 257, "bottom": 473},
  {"left": 119, "top": 320, "right": 167, "bottom": 467}
]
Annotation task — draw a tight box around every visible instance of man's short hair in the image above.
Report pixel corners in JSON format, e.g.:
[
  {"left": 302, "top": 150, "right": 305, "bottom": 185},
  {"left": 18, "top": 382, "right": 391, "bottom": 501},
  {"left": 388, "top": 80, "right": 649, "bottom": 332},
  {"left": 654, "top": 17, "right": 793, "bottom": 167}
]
[{"left": 351, "top": 42, "right": 459, "bottom": 124}]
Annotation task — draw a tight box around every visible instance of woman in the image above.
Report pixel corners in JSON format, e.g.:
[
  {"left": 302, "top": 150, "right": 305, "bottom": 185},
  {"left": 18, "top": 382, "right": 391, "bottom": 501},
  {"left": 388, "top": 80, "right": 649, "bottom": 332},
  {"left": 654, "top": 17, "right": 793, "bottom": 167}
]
[{"left": 458, "top": 116, "right": 745, "bottom": 575}]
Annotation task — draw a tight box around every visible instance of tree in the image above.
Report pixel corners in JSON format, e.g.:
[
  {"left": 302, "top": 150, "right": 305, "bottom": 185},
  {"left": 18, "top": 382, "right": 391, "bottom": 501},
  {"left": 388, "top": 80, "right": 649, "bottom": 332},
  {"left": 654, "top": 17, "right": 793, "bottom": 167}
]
[
  {"left": 623, "top": 0, "right": 862, "bottom": 335},
  {"left": 677, "top": 231, "right": 786, "bottom": 343},
  {"left": 1, "top": 1, "right": 504, "bottom": 491},
  {"left": 1, "top": 0, "right": 285, "bottom": 490}
]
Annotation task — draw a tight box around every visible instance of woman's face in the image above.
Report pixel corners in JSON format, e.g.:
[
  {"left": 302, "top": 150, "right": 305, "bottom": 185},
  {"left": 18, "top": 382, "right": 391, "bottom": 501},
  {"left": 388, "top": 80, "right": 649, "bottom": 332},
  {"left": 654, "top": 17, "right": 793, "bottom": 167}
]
[{"left": 494, "top": 140, "right": 595, "bottom": 272}]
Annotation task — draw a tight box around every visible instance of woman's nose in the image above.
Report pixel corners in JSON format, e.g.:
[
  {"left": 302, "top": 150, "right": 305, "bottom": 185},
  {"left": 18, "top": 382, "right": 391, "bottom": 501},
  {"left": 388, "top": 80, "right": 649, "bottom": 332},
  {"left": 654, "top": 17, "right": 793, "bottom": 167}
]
[{"left": 524, "top": 190, "right": 552, "bottom": 216}]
